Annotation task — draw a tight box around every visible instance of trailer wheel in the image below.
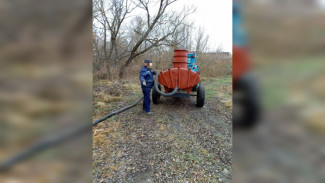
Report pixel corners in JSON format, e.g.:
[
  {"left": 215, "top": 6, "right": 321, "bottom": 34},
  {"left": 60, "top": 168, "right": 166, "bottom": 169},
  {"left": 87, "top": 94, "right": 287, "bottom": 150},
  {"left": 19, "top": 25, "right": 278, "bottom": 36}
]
[
  {"left": 152, "top": 84, "right": 161, "bottom": 104},
  {"left": 197, "top": 85, "right": 205, "bottom": 107},
  {"left": 233, "top": 74, "right": 260, "bottom": 128},
  {"left": 192, "top": 82, "right": 200, "bottom": 91}
]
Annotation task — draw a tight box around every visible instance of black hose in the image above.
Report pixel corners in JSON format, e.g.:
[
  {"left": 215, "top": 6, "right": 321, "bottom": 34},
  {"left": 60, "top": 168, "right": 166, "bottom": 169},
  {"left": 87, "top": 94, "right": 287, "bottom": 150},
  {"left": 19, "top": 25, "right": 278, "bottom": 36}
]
[
  {"left": 0, "top": 96, "right": 144, "bottom": 171},
  {"left": 0, "top": 122, "right": 91, "bottom": 171},
  {"left": 92, "top": 96, "right": 143, "bottom": 126},
  {"left": 154, "top": 72, "right": 178, "bottom": 96}
]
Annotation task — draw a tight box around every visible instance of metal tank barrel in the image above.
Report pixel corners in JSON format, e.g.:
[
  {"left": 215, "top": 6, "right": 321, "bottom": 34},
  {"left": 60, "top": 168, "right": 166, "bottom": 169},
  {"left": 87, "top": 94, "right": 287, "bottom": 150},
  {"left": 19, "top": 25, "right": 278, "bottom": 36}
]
[{"left": 173, "top": 49, "right": 188, "bottom": 69}]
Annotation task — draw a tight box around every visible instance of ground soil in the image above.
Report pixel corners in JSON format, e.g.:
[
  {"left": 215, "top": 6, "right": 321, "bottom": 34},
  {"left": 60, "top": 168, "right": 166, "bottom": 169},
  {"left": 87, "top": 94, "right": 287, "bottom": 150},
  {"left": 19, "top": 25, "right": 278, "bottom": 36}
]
[{"left": 93, "top": 78, "right": 232, "bottom": 182}]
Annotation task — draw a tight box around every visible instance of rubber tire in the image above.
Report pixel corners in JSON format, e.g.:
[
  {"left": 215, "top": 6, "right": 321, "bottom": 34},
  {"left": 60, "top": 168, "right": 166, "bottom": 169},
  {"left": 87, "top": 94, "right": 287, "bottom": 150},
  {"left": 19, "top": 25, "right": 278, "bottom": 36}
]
[
  {"left": 152, "top": 84, "right": 161, "bottom": 104},
  {"left": 197, "top": 85, "right": 205, "bottom": 107},
  {"left": 233, "top": 74, "right": 260, "bottom": 128}
]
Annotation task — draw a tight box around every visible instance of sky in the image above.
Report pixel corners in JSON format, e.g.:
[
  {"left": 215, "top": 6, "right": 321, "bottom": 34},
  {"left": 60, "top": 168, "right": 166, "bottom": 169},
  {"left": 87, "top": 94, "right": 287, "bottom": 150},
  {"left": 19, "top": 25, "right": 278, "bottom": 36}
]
[
  {"left": 172, "top": 0, "right": 232, "bottom": 53},
  {"left": 318, "top": 0, "right": 325, "bottom": 8},
  {"left": 94, "top": 0, "right": 233, "bottom": 53}
]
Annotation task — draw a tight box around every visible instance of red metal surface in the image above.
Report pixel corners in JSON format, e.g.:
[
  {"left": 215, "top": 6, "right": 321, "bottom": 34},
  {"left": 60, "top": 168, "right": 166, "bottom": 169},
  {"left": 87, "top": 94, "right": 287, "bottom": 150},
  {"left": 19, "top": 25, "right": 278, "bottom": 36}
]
[
  {"left": 173, "top": 49, "right": 188, "bottom": 57},
  {"left": 173, "top": 49, "right": 188, "bottom": 69},
  {"left": 233, "top": 46, "right": 251, "bottom": 81},
  {"left": 158, "top": 68, "right": 200, "bottom": 94}
]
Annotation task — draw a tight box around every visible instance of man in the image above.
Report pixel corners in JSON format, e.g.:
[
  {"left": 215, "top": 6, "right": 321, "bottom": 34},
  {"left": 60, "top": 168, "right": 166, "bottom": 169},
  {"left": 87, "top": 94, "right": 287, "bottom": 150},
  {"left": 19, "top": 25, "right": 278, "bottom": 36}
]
[{"left": 139, "top": 59, "right": 156, "bottom": 114}]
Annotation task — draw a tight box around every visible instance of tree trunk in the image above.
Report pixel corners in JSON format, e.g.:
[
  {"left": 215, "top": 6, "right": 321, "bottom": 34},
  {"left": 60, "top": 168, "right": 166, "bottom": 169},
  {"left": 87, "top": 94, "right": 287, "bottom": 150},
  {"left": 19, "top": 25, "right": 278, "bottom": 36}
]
[
  {"left": 119, "top": 65, "right": 125, "bottom": 79},
  {"left": 113, "top": 41, "right": 119, "bottom": 64},
  {"left": 109, "top": 36, "right": 116, "bottom": 60},
  {"left": 119, "top": 57, "right": 132, "bottom": 79},
  {"left": 103, "top": 24, "right": 113, "bottom": 80},
  {"left": 103, "top": 24, "right": 107, "bottom": 59},
  {"left": 106, "top": 63, "right": 111, "bottom": 80}
]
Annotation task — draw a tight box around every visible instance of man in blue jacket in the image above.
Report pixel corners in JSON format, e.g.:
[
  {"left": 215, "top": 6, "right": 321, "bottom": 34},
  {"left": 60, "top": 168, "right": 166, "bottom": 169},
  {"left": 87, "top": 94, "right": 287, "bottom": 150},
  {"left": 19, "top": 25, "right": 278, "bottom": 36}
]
[{"left": 139, "top": 59, "right": 156, "bottom": 114}]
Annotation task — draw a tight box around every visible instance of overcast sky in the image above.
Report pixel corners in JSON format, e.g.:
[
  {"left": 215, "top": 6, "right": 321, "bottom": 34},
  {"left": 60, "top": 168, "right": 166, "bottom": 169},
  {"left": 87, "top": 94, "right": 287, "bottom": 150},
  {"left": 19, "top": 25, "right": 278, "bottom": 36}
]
[
  {"left": 94, "top": 0, "right": 232, "bottom": 53},
  {"left": 172, "top": 0, "right": 232, "bottom": 53}
]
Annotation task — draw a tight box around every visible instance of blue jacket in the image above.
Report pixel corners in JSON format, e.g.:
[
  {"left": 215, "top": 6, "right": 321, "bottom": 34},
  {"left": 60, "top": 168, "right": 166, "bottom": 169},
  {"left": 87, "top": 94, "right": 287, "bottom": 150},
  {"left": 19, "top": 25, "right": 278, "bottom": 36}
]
[{"left": 139, "top": 66, "right": 154, "bottom": 89}]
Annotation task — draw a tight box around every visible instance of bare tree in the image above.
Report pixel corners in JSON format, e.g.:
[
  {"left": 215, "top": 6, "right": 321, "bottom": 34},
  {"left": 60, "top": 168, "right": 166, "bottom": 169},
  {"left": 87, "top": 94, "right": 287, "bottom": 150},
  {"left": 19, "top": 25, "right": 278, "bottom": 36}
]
[
  {"left": 93, "top": 0, "right": 135, "bottom": 79},
  {"left": 195, "top": 27, "right": 209, "bottom": 54},
  {"left": 216, "top": 43, "right": 224, "bottom": 53},
  {"left": 118, "top": 0, "right": 195, "bottom": 78},
  {"left": 168, "top": 21, "right": 194, "bottom": 50},
  {"left": 93, "top": 0, "right": 196, "bottom": 79}
]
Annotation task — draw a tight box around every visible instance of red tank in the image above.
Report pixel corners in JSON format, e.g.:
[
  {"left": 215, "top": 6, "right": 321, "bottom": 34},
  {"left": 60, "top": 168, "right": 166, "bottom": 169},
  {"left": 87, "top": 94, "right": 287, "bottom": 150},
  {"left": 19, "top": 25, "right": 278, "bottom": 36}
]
[
  {"left": 233, "top": 46, "right": 250, "bottom": 81},
  {"left": 158, "top": 50, "right": 200, "bottom": 93},
  {"left": 173, "top": 49, "right": 188, "bottom": 69}
]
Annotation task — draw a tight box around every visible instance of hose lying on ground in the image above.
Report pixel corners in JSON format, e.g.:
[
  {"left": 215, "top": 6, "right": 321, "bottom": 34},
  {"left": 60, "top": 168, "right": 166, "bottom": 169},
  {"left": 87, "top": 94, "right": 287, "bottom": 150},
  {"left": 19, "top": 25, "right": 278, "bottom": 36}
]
[
  {"left": 0, "top": 122, "right": 91, "bottom": 171},
  {"left": 92, "top": 96, "right": 144, "bottom": 126},
  {"left": 0, "top": 96, "right": 144, "bottom": 171},
  {"left": 154, "top": 72, "right": 178, "bottom": 96}
]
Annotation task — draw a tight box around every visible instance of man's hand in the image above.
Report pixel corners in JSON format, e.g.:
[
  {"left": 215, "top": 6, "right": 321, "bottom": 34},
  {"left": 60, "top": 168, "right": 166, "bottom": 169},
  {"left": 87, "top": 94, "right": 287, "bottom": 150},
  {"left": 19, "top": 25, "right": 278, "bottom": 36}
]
[{"left": 142, "top": 80, "right": 146, "bottom": 86}]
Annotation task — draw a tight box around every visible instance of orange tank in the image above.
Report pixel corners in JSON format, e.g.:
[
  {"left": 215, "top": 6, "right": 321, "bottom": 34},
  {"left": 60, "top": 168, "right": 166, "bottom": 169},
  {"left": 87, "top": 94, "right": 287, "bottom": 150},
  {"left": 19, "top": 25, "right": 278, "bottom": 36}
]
[
  {"left": 233, "top": 46, "right": 250, "bottom": 81},
  {"left": 158, "top": 50, "right": 200, "bottom": 93},
  {"left": 173, "top": 49, "right": 188, "bottom": 69}
]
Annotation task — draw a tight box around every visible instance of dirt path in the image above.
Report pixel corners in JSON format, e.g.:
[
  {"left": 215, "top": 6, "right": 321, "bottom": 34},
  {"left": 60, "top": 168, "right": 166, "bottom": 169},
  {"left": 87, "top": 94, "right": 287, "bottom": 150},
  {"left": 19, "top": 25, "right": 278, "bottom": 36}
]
[
  {"left": 233, "top": 58, "right": 325, "bottom": 183},
  {"left": 93, "top": 78, "right": 232, "bottom": 182}
]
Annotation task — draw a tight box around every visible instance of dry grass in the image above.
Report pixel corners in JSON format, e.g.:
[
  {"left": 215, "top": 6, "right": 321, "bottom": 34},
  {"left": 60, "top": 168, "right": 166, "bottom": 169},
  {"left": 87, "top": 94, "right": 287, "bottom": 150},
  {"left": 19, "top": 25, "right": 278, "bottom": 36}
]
[
  {"left": 94, "top": 52, "right": 232, "bottom": 81},
  {"left": 200, "top": 58, "right": 232, "bottom": 78},
  {"left": 94, "top": 92, "right": 123, "bottom": 103},
  {"left": 216, "top": 84, "right": 233, "bottom": 96},
  {"left": 225, "top": 100, "right": 232, "bottom": 110},
  {"left": 92, "top": 79, "right": 142, "bottom": 123},
  {"left": 93, "top": 122, "right": 121, "bottom": 148}
]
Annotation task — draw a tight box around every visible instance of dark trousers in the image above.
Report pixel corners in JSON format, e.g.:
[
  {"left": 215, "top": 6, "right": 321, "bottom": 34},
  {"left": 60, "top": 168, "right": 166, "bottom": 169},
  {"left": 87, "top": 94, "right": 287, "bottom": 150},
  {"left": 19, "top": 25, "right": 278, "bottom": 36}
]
[{"left": 142, "top": 87, "right": 151, "bottom": 112}]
